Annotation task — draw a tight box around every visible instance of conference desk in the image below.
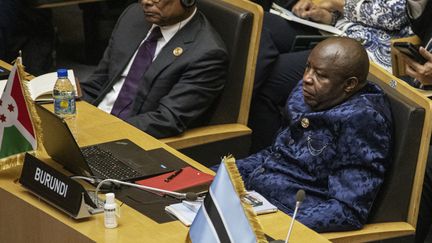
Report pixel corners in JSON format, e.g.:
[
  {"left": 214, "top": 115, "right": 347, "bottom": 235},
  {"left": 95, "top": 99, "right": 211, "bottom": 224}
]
[
  {"left": 33, "top": 0, "right": 104, "bottom": 9},
  {"left": 0, "top": 61, "right": 329, "bottom": 242}
]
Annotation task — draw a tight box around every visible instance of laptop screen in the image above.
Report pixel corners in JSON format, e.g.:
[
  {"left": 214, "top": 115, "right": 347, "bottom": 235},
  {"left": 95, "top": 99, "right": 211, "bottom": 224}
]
[
  {"left": 35, "top": 104, "right": 94, "bottom": 177},
  {"left": 34, "top": 104, "right": 188, "bottom": 181}
]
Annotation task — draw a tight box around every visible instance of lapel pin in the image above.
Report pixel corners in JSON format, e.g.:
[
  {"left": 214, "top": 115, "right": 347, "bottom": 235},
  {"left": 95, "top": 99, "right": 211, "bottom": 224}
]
[
  {"left": 173, "top": 47, "right": 183, "bottom": 56},
  {"left": 301, "top": 117, "right": 310, "bottom": 128}
]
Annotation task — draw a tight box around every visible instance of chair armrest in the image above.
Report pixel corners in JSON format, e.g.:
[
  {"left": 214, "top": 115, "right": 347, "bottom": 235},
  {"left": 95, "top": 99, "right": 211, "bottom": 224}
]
[
  {"left": 322, "top": 222, "right": 415, "bottom": 243},
  {"left": 160, "top": 123, "right": 251, "bottom": 150},
  {"left": 391, "top": 35, "right": 422, "bottom": 77}
]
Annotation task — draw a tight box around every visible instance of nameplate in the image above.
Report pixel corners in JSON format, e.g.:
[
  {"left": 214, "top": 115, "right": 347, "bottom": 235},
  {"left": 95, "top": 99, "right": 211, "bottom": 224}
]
[{"left": 19, "top": 153, "right": 94, "bottom": 219}]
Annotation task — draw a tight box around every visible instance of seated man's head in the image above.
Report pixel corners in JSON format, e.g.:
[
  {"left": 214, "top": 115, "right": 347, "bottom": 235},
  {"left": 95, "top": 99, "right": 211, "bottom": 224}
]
[
  {"left": 141, "top": 0, "right": 196, "bottom": 26},
  {"left": 302, "top": 37, "right": 369, "bottom": 111}
]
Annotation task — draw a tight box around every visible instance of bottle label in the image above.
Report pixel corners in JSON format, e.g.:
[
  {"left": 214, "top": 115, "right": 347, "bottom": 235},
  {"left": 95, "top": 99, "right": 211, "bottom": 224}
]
[
  {"left": 54, "top": 95, "right": 76, "bottom": 116},
  {"left": 104, "top": 209, "right": 118, "bottom": 228}
]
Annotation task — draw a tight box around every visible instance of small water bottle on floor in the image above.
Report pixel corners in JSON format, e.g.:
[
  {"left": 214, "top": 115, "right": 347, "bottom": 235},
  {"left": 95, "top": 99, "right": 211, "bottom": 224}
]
[{"left": 53, "top": 69, "right": 77, "bottom": 138}]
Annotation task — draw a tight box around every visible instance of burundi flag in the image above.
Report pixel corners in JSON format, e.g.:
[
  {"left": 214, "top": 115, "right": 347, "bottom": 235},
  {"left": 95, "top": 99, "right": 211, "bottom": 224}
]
[
  {"left": 188, "top": 156, "right": 267, "bottom": 243},
  {"left": 0, "top": 61, "right": 36, "bottom": 160}
]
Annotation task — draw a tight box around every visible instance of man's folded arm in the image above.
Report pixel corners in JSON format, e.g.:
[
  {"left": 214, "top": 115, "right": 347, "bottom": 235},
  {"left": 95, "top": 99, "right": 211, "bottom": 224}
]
[
  {"left": 125, "top": 49, "right": 228, "bottom": 138},
  {"left": 80, "top": 5, "right": 130, "bottom": 103},
  {"left": 81, "top": 36, "right": 114, "bottom": 103},
  {"left": 235, "top": 147, "right": 273, "bottom": 182}
]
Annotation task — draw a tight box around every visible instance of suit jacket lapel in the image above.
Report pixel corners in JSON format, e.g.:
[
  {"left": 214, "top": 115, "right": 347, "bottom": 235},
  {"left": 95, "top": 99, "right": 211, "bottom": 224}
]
[
  {"left": 141, "top": 13, "right": 202, "bottom": 90},
  {"left": 113, "top": 28, "right": 151, "bottom": 81},
  {"left": 96, "top": 13, "right": 151, "bottom": 104}
]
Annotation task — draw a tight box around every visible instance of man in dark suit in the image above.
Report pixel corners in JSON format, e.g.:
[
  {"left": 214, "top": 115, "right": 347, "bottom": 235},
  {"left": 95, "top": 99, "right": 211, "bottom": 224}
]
[{"left": 81, "top": 0, "right": 228, "bottom": 138}]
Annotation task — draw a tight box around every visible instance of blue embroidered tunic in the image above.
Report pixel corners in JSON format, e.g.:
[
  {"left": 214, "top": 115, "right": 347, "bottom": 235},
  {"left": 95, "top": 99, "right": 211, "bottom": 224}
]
[{"left": 237, "top": 82, "right": 393, "bottom": 232}]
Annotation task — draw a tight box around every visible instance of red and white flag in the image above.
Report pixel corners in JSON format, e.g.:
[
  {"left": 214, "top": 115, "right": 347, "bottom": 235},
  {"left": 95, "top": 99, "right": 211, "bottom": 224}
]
[{"left": 0, "top": 61, "right": 36, "bottom": 159}]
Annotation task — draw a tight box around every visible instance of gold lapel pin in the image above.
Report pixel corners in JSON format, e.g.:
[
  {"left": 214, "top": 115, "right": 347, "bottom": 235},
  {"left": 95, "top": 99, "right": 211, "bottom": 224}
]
[
  {"left": 173, "top": 47, "right": 183, "bottom": 56},
  {"left": 301, "top": 118, "right": 310, "bottom": 128}
]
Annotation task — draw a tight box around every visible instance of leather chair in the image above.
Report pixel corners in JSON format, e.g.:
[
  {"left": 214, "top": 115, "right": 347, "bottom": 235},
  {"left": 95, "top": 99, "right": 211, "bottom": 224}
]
[
  {"left": 390, "top": 36, "right": 432, "bottom": 98},
  {"left": 391, "top": 35, "right": 422, "bottom": 79},
  {"left": 322, "top": 62, "right": 432, "bottom": 242},
  {"left": 161, "top": 0, "right": 263, "bottom": 166}
]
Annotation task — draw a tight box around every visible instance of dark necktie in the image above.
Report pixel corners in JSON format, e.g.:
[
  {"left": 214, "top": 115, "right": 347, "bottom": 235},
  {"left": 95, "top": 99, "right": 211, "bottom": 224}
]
[{"left": 111, "top": 27, "right": 162, "bottom": 118}]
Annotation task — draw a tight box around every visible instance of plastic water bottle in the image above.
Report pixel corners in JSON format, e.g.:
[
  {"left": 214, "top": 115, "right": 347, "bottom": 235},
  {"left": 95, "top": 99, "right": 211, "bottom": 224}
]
[
  {"left": 104, "top": 193, "right": 118, "bottom": 228},
  {"left": 53, "top": 69, "right": 77, "bottom": 137}
]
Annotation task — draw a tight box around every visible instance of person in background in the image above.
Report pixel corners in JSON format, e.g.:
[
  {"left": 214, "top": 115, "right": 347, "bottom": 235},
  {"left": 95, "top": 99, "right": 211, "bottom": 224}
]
[
  {"left": 0, "top": 0, "right": 54, "bottom": 75},
  {"left": 248, "top": 0, "right": 411, "bottom": 153},
  {"left": 80, "top": 0, "right": 227, "bottom": 138},
  {"left": 403, "top": 0, "right": 432, "bottom": 86},
  {"left": 0, "top": 0, "right": 17, "bottom": 61},
  {"left": 402, "top": 1, "right": 432, "bottom": 242},
  {"left": 235, "top": 37, "right": 393, "bottom": 232}
]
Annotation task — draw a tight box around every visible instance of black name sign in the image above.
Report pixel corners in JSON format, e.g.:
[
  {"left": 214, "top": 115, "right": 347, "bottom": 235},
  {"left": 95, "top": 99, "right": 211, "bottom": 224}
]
[{"left": 20, "top": 153, "right": 95, "bottom": 218}]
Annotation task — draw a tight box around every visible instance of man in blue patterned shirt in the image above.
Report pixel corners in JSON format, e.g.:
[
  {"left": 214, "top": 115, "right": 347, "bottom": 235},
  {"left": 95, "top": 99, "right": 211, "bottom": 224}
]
[
  {"left": 237, "top": 37, "right": 393, "bottom": 232},
  {"left": 250, "top": 0, "right": 410, "bottom": 153}
]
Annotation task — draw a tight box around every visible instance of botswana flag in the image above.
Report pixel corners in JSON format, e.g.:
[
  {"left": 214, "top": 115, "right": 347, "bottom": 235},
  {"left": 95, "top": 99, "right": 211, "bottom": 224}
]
[{"left": 188, "top": 156, "right": 267, "bottom": 243}]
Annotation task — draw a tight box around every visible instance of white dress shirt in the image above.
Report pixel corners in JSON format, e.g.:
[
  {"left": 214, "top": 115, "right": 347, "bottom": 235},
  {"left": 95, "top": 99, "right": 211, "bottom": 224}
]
[{"left": 98, "top": 8, "right": 197, "bottom": 113}]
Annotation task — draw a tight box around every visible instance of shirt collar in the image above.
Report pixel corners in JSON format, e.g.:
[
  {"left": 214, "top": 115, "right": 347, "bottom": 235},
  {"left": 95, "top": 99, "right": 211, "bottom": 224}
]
[{"left": 152, "top": 8, "right": 197, "bottom": 42}]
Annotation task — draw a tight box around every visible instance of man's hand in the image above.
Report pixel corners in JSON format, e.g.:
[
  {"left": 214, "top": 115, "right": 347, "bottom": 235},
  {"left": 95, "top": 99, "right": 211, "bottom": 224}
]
[
  {"left": 292, "top": 0, "right": 315, "bottom": 18},
  {"left": 292, "top": 0, "right": 333, "bottom": 25},
  {"left": 317, "top": 0, "right": 345, "bottom": 13},
  {"left": 302, "top": 7, "right": 333, "bottom": 24},
  {"left": 403, "top": 47, "right": 432, "bottom": 85}
]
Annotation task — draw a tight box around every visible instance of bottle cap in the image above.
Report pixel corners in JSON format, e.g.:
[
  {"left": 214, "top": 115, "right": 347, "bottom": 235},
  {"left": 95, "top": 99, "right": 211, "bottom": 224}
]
[
  {"left": 57, "top": 69, "right": 68, "bottom": 78},
  {"left": 105, "top": 193, "right": 115, "bottom": 204}
]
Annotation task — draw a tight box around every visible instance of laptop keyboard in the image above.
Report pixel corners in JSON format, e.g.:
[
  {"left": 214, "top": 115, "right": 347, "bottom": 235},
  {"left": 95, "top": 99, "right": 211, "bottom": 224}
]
[{"left": 81, "top": 145, "right": 141, "bottom": 180}]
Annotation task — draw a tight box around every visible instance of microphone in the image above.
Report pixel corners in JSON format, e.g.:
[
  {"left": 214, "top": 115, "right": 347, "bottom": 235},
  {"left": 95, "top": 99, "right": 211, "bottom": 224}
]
[
  {"left": 93, "top": 179, "right": 201, "bottom": 206},
  {"left": 285, "top": 189, "right": 306, "bottom": 243}
]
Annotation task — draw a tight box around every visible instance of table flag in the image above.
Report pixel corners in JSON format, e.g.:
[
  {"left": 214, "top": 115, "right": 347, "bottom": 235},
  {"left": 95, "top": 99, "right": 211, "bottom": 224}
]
[
  {"left": 187, "top": 155, "right": 267, "bottom": 243},
  {"left": 0, "top": 58, "right": 36, "bottom": 171}
]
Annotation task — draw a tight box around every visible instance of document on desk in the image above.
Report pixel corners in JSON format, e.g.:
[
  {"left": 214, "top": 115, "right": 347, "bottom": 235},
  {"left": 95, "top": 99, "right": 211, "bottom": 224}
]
[
  {"left": 165, "top": 191, "right": 277, "bottom": 226},
  {"left": 165, "top": 201, "right": 201, "bottom": 226},
  {"left": 25, "top": 70, "right": 81, "bottom": 102},
  {"left": 245, "top": 191, "right": 278, "bottom": 215},
  {"left": 270, "top": 3, "right": 343, "bottom": 36}
]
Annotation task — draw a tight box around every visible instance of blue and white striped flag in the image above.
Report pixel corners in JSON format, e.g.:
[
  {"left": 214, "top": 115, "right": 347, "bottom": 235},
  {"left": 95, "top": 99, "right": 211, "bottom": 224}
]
[{"left": 188, "top": 156, "right": 267, "bottom": 243}]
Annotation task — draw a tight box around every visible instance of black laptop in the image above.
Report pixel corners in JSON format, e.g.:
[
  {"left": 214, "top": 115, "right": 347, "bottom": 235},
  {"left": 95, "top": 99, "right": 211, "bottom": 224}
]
[{"left": 35, "top": 104, "right": 186, "bottom": 181}]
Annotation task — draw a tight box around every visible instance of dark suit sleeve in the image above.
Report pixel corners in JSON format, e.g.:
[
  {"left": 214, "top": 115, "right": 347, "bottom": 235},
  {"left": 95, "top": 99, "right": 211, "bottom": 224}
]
[
  {"left": 282, "top": 0, "right": 300, "bottom": 10},
  {"left": 79, "top": 4, "right": 133, "bottom": 104},
  {"left": 125, "top": 47, "right": 228, "bottom": 138},
  {"left": 80, "top": 46, "right": 111, "bottom": 104}
]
